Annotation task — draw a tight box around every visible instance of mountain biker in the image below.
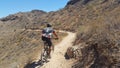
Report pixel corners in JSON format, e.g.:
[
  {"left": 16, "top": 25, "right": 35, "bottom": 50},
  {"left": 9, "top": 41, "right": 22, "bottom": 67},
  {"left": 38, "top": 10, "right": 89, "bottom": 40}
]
[{"left": 41, "top": 23, "right": 58, "bottom": 58}]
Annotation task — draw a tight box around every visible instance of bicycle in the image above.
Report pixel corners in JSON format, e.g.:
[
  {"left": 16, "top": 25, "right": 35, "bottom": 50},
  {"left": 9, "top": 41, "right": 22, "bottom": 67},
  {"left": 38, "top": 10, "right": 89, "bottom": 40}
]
[
  {"left": 38, "top": 37, "right": 58, "bottom": 64},
  {"left": 40, "top": 41, "right": 50, "bottom": 63}
]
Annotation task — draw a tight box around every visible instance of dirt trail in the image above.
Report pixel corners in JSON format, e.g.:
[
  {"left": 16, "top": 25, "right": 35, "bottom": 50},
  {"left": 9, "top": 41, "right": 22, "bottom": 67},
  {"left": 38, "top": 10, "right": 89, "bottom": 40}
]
[{"left": 38, "top": 31, "right": 76, "bottom": 68}]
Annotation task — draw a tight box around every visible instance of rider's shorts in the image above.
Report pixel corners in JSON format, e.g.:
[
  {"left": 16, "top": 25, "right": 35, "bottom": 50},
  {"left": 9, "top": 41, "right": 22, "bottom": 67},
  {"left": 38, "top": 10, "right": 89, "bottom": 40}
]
[{"left": 42, "top": 36, "right": 52, "bottom": 47}]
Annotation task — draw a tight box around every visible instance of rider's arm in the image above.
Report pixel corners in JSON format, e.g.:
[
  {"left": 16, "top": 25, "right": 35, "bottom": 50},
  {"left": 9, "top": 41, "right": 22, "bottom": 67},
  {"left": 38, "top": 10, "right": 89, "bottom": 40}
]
[{"left": 53, "top": 31, "right": 58, "bottom": 39}]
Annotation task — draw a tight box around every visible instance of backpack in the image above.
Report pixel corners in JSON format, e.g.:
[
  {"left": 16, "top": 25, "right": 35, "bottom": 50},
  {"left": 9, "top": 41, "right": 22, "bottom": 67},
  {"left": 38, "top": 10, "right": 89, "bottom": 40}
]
[{"left": 42, "top": 27, "right": 53, "bottom": 38}]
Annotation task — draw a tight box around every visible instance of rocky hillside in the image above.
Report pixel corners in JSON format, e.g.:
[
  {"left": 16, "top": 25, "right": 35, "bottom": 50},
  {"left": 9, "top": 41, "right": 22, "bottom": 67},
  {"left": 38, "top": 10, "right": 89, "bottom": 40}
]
[
  {"left": 0, "top": 10, "right": 47, "bottom": 30},
  {"left": 0, "top": 10, "right": 66, "bottom": 68},
  {"left": 0, "top": 0, "right": 120, "bottom": 68},
  {"left": 65, "top": 0, "right": 120, "bottom": 68}
]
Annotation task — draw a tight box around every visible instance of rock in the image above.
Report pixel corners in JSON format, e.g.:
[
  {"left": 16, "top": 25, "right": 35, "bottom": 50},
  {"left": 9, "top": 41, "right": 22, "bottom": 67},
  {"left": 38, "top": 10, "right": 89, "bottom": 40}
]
[{"left": 65, "top": 45, "right": 82, "bottom": 59}]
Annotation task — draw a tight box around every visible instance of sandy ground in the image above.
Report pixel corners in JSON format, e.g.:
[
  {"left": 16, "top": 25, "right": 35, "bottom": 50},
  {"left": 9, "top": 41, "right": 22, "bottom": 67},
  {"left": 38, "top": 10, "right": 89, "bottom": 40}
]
[{"left": 38, "top": 31, "right": 76, "bottom": 68}]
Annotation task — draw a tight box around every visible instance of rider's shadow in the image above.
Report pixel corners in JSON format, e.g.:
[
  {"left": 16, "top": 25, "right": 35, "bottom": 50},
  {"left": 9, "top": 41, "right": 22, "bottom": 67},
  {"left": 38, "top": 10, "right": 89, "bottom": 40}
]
[{"left": 24, "top": 61, "right": 43, "bottom": 68}]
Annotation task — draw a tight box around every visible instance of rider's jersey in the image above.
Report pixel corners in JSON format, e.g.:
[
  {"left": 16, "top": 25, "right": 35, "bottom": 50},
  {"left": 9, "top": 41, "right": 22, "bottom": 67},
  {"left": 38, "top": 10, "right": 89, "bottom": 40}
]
[{"left": 42, "top": 27, "right": 54, "bottom": 38}]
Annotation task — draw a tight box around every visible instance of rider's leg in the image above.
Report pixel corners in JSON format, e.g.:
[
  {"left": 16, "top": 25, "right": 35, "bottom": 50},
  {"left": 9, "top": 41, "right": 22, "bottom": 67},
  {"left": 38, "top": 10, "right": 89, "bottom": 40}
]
[
  {"left": 47, "top": 39, "right": 52, "bottom": 58},
  {"left": 44, "top": 41, "right": 47, "bottom": 50},
  {"left": 48, "top": 46, "right": 51, "bottom": 56},
  {"left": 42, "top": 36, "right": 47, "bottom": 51}
]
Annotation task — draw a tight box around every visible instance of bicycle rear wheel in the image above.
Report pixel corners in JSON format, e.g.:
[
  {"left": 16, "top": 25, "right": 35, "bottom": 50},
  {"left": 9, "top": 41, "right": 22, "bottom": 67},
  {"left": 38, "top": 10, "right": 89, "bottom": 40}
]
[{"left": 41, "top": 45, "right": 49, "bottom": 62}]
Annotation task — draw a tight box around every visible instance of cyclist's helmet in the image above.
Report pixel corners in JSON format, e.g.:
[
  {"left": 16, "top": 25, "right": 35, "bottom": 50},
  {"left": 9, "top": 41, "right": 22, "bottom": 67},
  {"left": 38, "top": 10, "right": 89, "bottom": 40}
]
[{"left": 47, "top": 23, "right": 52, "bottom": 27}]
